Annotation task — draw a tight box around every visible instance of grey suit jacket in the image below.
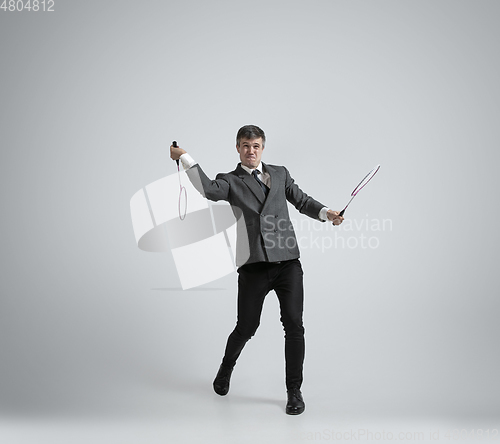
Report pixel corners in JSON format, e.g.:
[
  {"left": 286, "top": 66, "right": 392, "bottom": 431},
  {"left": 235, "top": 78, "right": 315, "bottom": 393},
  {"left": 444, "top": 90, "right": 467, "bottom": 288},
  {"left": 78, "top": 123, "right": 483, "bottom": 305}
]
[{"left": 187, "top": 162, "right": 326, "bottom": 266}]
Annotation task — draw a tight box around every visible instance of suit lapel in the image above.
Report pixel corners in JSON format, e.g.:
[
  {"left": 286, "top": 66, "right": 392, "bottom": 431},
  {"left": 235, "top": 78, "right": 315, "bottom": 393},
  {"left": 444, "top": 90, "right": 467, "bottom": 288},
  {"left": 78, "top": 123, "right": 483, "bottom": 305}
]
[{"left": 235, "top": 164, "right": 266, "bottom": 203}]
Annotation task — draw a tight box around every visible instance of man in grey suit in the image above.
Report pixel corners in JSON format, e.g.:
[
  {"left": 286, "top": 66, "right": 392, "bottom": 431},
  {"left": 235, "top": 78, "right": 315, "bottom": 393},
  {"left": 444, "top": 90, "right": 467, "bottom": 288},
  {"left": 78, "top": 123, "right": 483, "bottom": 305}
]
[{"left": 170, "top": 125, "right": 343, "bottom": 415}]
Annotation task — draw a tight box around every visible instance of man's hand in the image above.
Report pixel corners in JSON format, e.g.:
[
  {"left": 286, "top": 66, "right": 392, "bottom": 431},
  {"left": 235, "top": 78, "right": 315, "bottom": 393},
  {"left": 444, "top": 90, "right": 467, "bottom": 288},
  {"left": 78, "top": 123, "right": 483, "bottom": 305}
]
[
  {"left": 327, "top": 210, "right": 344, "bottom": 226},
  {"left": 170, "top": 143, "right": 187, "bottom": 161}
]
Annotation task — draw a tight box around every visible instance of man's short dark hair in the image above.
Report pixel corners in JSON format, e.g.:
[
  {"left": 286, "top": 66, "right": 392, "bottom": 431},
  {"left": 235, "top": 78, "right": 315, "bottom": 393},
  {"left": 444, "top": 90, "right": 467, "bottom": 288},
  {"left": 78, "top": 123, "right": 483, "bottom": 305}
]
[{"left": 236, "top": 125, "right": 266, "bottom": 147}]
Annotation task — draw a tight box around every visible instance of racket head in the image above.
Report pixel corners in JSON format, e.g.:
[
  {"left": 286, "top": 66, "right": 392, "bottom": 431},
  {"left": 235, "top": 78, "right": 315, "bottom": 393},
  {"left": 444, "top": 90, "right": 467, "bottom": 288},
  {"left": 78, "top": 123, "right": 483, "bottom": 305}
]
[
  {"left": 351, "top": 164, "right": 380, "bottom": 196},
  {"left": 178, "top": 186, "right": 187, "bottom": 220}
]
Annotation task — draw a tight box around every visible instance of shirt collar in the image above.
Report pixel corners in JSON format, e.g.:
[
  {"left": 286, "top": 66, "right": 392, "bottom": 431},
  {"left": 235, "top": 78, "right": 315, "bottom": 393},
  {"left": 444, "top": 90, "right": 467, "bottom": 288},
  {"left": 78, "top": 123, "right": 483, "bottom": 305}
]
[{"left": 240, "top": 162, "right": 264, "bottom": 175}]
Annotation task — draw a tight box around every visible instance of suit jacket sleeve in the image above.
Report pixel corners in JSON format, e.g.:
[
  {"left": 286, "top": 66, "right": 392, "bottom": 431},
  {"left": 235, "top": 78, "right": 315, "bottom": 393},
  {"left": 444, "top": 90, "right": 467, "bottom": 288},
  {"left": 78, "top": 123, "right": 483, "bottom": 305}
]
[
  {"left": 283, "top": 166, "right": 326, "bottom": 221},
  {"left": 185, "top": 163, "right": 230, "bottom": 202}
]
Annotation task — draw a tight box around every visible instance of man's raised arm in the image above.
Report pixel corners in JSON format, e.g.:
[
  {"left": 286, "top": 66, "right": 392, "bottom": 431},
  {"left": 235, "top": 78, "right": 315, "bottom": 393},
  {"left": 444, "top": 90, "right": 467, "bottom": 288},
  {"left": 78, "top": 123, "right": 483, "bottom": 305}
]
[{"left": 169, "top": 143, "right": 230, "bottom": 202}]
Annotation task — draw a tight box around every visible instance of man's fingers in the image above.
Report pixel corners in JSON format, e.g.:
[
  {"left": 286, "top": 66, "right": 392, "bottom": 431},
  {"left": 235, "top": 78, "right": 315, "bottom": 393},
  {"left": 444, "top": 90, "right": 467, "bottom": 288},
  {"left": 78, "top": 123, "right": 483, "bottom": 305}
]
[
  {"left": 327, "top": 210, "right": 344, "bottom": 224},
  {"left": 170, "top": 144, "right": 186, "bottom": 161},
  {"left": 170, "top": 144, "right": 179, "bottom": 160}
]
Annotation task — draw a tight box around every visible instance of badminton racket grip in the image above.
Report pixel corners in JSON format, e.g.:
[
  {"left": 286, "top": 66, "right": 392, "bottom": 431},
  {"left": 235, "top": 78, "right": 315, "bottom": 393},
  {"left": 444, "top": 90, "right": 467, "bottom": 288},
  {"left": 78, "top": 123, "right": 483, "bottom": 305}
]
[{"left": 172, "top": 140, "right": 179, "bottom": 166}]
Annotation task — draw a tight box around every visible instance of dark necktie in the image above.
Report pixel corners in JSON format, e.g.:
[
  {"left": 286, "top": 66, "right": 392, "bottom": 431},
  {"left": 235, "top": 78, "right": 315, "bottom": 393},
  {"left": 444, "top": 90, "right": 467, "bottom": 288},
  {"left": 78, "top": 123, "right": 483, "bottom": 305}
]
[{"left": 252, "top": 169, "right": 269, "bottom": 196}]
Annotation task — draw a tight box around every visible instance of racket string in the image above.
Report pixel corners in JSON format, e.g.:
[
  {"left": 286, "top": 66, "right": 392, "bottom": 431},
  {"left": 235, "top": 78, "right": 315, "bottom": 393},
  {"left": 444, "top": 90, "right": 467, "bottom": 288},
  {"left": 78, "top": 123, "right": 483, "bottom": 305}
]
[
  {"left": 341, "top": 164, "right": 380, "bottom": 215},
  {"left": 177, "top": 163, "right": 187, "bottom": 220}
]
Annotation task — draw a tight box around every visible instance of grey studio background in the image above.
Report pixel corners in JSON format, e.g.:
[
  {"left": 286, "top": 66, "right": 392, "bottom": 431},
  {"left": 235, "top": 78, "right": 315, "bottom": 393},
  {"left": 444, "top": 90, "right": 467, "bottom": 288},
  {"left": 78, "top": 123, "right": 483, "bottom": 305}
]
[{"left": 1, "top": 1, "right": 499, "bottom": 443}]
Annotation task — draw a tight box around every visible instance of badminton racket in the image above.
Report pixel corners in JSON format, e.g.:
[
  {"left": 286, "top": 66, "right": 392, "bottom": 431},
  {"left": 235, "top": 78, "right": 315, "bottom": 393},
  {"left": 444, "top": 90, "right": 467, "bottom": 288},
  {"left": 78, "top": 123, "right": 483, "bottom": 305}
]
[
  {"left": 172, "top": 141, "right": 187, "bottom": 220},
  {"left": 339, "top": 164, "right": 380, "bottom": 217}
]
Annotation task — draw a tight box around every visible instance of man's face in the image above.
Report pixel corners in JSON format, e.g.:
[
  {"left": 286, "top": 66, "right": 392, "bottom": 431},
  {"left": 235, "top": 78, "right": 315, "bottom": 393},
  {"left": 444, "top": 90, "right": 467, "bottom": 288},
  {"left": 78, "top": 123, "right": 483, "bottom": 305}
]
[{"left": 236, "top": 137, "right": 264, "bottom": 169}]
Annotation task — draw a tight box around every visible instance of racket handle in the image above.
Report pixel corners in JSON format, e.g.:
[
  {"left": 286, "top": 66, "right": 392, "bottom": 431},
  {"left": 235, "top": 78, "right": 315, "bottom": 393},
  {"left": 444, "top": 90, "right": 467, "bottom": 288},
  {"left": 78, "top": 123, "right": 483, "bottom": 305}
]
[{"left": 172, "top": 140, "right": 179, "bottom": 166}]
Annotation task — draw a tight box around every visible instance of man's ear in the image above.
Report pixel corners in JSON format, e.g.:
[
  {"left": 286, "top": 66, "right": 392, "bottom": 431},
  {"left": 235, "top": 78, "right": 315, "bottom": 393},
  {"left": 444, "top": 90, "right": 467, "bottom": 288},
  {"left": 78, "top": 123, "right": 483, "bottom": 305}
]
[{"left": 236, "top": 144, "right": 240, "bottom": 153}]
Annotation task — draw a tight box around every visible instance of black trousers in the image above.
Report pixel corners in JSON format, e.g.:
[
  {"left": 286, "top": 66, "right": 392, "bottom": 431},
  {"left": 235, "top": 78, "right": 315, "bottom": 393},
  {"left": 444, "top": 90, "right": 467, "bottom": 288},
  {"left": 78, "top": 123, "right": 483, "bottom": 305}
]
[{"left": 221, "top": 258, "right": 305, "bottom": 390}]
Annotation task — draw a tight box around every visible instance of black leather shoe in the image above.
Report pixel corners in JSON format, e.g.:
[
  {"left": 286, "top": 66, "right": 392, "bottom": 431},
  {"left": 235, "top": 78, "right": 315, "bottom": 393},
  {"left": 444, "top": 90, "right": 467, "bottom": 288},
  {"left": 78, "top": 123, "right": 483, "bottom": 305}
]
[
  {"left": 286, "top": 388, "right": 305, "bottom": 415},
  {"left": 213, "top": 364, "right": 233, "bottom": 396}
]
